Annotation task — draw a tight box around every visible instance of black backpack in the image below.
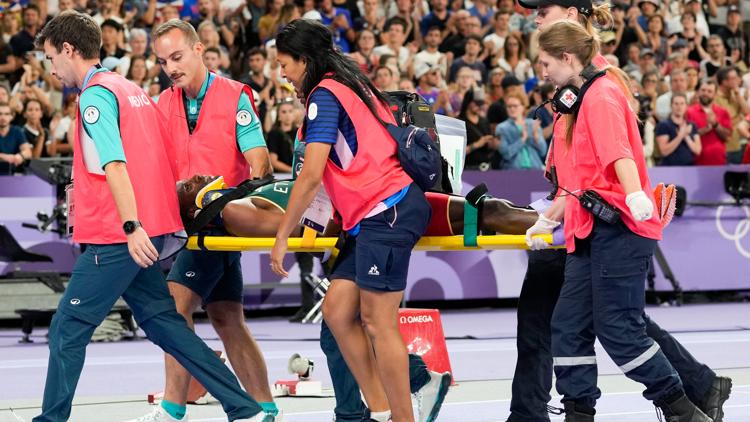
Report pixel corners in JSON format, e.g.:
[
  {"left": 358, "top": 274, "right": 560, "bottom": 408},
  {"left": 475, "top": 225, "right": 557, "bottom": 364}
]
[{"left": 386, "top": 91, "right": 453, "bottom": 193}]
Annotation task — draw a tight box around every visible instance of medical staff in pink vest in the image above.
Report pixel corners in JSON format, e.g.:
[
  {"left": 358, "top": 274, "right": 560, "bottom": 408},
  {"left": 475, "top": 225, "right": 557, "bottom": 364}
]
[
  {"left": 132, "top": 19, "right": 279, "bottom": 422},
  {"left": 530, "top": 21, "right": 713, "bottom": 422},
  {"left": 33, "top": 11, "right": 269, "bottom": 422},
  {"left": 270, "top": 19, "right": 431, "bottom": 422}
]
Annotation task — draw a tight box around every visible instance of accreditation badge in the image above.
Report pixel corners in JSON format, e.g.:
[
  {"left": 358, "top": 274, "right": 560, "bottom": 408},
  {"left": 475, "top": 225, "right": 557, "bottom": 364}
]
[{"left": 300, "top": 186, "right": 332, "bottom": 233}]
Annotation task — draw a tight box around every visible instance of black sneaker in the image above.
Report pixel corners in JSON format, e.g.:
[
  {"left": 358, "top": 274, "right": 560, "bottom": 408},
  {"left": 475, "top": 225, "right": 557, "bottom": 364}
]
[{"left": 699, "top": 376, "right": 732, "bottom": 422}]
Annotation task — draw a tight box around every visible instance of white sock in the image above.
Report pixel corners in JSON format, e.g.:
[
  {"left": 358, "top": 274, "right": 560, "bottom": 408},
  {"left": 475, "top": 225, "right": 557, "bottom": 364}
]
[{"left": 370, "top": 410, "right": 391, "bottom": 422}]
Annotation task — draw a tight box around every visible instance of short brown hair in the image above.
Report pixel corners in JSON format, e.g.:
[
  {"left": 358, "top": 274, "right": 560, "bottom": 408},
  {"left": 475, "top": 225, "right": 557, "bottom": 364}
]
[
  {"left": 204, "top": 46, "right": 221, "bottom": 56},
  {"left": 35, "top": 11, "right": 101, "bottom": 60},
  {"left": 153, "top": 19, "right": 200, "bottom": 46}
]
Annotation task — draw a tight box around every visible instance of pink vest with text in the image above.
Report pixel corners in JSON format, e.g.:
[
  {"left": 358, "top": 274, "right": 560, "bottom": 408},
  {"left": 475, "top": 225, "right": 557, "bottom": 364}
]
[
  {"left": 73, "top": 71, "right": 183, "bottom": 244},
  {"left": 158, "top": 75, "right": 258, "bottom": 186}
]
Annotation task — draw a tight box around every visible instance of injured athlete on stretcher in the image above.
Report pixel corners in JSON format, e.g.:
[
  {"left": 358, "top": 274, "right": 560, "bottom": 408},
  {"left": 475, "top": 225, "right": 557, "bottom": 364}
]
[{"left": 176, "top": 175, "right": 541, "bottom": 238}]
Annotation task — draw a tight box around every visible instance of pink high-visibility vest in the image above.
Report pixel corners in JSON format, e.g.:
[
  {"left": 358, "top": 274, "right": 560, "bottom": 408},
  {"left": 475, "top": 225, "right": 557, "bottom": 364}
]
[{"left": 73, "top": 71, "right": 183, "bottom": 244}]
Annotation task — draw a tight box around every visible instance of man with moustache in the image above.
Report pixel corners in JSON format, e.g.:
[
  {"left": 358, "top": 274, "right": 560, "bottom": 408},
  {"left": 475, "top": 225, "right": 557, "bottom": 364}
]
[{"left": 128, "top": 19, "right": 279, "bottom": 422}]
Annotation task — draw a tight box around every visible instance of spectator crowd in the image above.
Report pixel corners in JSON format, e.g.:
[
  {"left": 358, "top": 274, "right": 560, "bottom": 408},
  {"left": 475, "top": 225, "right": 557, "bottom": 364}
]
[{"left": 1, "top": 0, "right": 750, "bottom": 176}]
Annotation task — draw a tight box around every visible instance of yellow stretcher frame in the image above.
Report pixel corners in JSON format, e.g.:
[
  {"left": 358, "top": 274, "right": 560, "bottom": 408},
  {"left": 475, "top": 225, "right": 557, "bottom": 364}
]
[{"left": 186, "top": 234, "right": 556, "bottom": 252}]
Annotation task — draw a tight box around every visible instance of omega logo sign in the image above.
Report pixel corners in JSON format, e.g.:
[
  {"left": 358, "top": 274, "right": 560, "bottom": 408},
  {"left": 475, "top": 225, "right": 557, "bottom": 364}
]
[{"left": 399, "top": 315, "right": 434, "bottom": 324}]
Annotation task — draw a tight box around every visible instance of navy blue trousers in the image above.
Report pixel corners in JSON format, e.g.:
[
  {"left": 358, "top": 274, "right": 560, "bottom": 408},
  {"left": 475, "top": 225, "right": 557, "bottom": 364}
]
[
  {"left": 552, "top": 221, "right": 683, "bottom": 408},
  {"left": 509, "top": 247, "right": 715, "bottom": 420}
]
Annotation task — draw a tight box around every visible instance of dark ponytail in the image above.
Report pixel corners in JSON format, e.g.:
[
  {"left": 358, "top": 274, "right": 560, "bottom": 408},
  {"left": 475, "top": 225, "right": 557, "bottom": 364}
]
[{"left": 276, "top": 19, "right": 390, "bottom": 124}]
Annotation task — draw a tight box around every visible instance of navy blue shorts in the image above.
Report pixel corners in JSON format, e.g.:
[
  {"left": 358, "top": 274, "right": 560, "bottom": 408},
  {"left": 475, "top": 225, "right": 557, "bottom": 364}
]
[
  {"left": 330, "top": 184, "right": 431, "bottom": 292},
  {"left": 167, "top": 249, "right": 244, "bottom": 305}
]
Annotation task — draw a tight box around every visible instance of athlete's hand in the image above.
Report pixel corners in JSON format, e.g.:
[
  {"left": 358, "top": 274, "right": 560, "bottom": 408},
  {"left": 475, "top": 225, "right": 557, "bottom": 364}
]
[
  {"left": 626, "top": 190, "right": 654, "bottom": 222},
  {"left": 525, "top": 214, "right": 560, "bottom": 250},
  {"left": 270, "top": 237, "right": 289, "bottom": 277},
  {"left": 128, "top": 227, "right": 159, "bottom": 268}
]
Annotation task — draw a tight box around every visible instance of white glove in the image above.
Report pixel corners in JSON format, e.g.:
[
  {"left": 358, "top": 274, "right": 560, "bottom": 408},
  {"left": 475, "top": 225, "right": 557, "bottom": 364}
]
[
  {"left": 525, "top": 214, "right": 561, "bottom": 250},
  {"left": 626, "top": 190, "right": 653, "bottom": 222}
]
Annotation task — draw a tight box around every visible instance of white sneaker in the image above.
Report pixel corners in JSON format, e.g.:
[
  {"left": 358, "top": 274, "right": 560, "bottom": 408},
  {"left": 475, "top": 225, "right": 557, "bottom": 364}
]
[
  {"left": 413, "top": 371, "right": 452, "bottom": 422},
  {"left": 235, "top": 409, "right": 283, "bottom": 422},
  {"left": 124, "top": 407, "right": 188, "bottom": 422}
]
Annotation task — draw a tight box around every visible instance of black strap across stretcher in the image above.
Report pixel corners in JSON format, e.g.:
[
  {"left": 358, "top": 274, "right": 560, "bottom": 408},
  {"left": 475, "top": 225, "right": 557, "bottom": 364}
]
[{"left": 186, "top": 175, "right": 276, "bottom": 237}]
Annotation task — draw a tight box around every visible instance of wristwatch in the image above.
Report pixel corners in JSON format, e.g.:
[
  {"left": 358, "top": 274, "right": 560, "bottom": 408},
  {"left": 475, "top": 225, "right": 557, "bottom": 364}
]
[{"left": 123, "top": 220, "right": 142, "bottom": 235}]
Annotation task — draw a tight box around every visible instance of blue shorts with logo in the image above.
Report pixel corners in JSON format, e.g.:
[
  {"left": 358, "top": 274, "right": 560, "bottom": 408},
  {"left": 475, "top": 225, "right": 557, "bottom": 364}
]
[
  {"left": 167, "top": 249, "right": 244, "bottom": 305},
  {"left": 330, "top": 183, "right": 431, "bottom": 292}
]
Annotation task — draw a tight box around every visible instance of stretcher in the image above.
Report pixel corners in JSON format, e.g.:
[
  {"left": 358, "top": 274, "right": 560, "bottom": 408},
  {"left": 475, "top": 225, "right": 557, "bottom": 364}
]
[
  {"left": 186, "top": 231, "right": 557, "bottom": 326},
  {"left": 186, "top": 233, "right": 555, "bottom": 252},
  {"left": 185, "top": 182, "right": 679, "bottom": 253}
]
